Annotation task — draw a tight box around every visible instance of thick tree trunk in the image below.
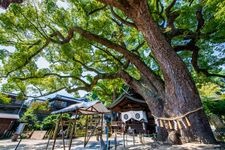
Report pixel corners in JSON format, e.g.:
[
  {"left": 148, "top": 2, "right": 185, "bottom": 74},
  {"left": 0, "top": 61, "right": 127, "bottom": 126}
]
[
  {"left": 120, "top": 0, "right": 216, "bottom": 144},
  {"left": 128, "top": 73, "right": 215, "bottom": 143},
  {"left": 96, "top": 0, "right": 216, "bottom": 144}
]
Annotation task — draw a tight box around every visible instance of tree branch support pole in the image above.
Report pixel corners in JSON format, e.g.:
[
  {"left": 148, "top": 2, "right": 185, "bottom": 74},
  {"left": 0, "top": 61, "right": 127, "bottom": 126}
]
[{"left": 69, "top": 110, "right": 78, "bottom": 150}]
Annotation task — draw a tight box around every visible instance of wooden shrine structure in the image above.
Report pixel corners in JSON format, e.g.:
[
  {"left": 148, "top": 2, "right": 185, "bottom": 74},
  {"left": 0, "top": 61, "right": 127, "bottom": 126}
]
[
  {"left": 109, "top": 90, "right": 155, "bottom": 135},
  {"left": 49, "top": 100, "right": 110, "bottom": 150}
]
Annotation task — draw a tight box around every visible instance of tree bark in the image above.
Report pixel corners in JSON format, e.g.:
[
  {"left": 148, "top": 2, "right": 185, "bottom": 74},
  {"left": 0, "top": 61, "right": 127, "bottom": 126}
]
[{"left": 108, "top": 0, "right": 216, "bottom": 144}]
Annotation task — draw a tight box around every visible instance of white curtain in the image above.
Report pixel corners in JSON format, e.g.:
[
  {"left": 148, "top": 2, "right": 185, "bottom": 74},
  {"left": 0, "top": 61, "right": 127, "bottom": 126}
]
[{"left": 121, "top": 111, "right": 148, "bottom": 123}]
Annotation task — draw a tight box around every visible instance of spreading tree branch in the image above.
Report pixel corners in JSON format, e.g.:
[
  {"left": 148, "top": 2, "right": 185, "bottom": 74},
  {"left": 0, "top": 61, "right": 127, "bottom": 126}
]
[
  {"left": 71, "top": 57, "right": 101, "bottom": 74},
  {"left": 67, "top": 72, "right": 121, "bottom": 92},
  {"left": 92, "top": 44, "right": 124, "bottom": 66},
  {"left": 196, "top": 7, "right": 205, "bottom": 33},
  {"left": 71, "top": 26, "right": 164, "bottom": 91},
  {"left": 4, "top": 39, "right": 50, "bottom": 77},
  {"left": 168, "top": 4, "right": 224, "bottom": 79},
  {"left": 88, "top": 5, "right": 107, "bottom": 15},
  {"left": 98, "top": 0, "right": 125, "bottom": 11},
  {"left": 12, "top": 73, "right": 89, "bottom": 86},
  {"left": 110, "top": 6, "right": 137, "bottom": 29},
  {"left": 165, "top": 0, "right": 176, "bottom": 15},
  {"left": 14, "top": 7, "right": 48, "bottom": 39},
  {"left": 24, "top": 87, "right": 65, "bottom": 98},
  {"left": 131, "top": 41, "right": 145, "bottom": 53},
  {"left": 165, "top": 0, "right": 178, "bottom": 30}
]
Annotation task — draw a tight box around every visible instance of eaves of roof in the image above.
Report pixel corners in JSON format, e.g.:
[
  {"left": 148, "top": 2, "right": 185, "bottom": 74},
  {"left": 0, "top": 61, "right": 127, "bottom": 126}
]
[{"left": 108, "top": 93, "right": 145, "bottom": 109}]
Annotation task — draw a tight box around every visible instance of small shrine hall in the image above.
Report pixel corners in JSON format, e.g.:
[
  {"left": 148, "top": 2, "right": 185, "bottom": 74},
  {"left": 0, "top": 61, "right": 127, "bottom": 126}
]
[{"left": 108, "top": 89, "right": 155, "bottom": 135}]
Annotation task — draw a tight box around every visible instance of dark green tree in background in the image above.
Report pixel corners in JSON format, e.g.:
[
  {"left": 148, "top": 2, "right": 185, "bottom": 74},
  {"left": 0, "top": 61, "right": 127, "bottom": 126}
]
[{"left": 20, "top": 101, "right": 49, "bottom": 130}]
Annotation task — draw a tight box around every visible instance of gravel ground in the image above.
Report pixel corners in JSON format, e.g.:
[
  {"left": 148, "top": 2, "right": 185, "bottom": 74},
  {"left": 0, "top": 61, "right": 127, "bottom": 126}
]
[{"left": 0, "top": 135, "right": 223, "bottom": 150}]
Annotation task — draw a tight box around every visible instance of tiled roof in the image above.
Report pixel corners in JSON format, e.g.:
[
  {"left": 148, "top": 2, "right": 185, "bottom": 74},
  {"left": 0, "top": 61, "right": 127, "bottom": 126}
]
[
  {"left": 51, "top": 100, "right": 110, "bottom": 115},
  {"left": 109, "top": 92, "right": 145, "bottom": 109},
  {"left": 49, "top": 94, "right": 89, "bottom": 103}
]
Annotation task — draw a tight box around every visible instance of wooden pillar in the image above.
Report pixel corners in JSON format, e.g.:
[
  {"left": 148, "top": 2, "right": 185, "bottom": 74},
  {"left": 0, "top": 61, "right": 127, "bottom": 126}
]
[
  {"left": 139, "top": 133, "right": 143, "bottom": 144},
  {"left": 100, "top": 114, "right": 104, "bottom": 150},
  {"left": 46, "top": 133, "right": 51, "bottom": 150},
  {"left": 84, "top": 115, "right": 89, "bottom": 147},
  {"left": 125, "top": 133, "right": 127, "bottom": 146},
  {"left": 132, "top": 130, "right": 135, "bottom": 145},
  {"left": 100, "top": 114, "right": 104, "bottom": 138},
  {"left": 52, "top": 114, "right": 61, "bottom": 150},
  {"left": 61, "top": 118, "right": 65, "bottom": 150},
  {"left": 123, "top": 133, "right": 125, "bottom": 148},
  {"left": 69, "top": 111, "right": 77, "bottom": 150},
  {"left": 74, "top": 120, "right": 77, "bottom": 137},
  {"left": 142, "top": 133, "right": 145, "bottom": 144},
  {"left": 66, "top": 121, "right": 71, "bottom": 139},
  {"left": 106, "top": 126, "right": 109, "bottom": 150},
  {"left": 114, "top": 132, "right": 117, "bottom": 150}
]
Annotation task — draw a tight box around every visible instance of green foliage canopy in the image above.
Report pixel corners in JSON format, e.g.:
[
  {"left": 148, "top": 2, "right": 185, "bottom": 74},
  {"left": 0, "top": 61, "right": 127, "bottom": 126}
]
[
  {"left": 0, "top": 93, "right": 11, "bottom": 103},
  {"left": 0, "top": 0, "right": 224, "bottom": 103}
]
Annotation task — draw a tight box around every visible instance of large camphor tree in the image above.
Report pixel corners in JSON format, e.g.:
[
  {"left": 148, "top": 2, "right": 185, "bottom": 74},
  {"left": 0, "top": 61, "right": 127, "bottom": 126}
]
[{"left": 0, "top": 0, "right": 225, "bottom": 144}]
